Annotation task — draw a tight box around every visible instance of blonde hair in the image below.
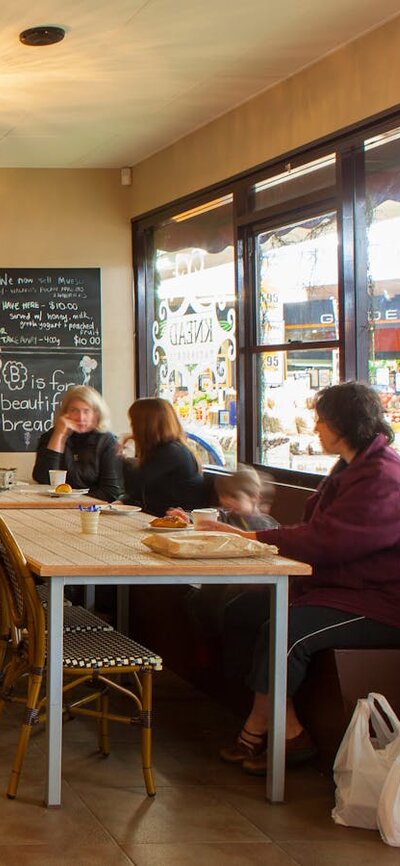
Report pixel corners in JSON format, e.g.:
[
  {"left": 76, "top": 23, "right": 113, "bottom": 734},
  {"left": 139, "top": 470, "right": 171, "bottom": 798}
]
[
  {"left": 128, "top": 398, "right": 188, "bottom": 463},
  {"left": 57, "top": 386, "right": 111, "bottom": 432},
  {"left": 215, "top": 467, "right": 261, "bottom": 500},
  {"left": 215, "top": 466, "right": 275, "bottom": 505}
]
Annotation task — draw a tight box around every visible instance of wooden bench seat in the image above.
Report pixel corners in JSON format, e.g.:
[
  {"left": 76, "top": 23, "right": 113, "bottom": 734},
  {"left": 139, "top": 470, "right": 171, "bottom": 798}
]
[{"left": 295, "top": 648, "right": 400, "bottom": 772}]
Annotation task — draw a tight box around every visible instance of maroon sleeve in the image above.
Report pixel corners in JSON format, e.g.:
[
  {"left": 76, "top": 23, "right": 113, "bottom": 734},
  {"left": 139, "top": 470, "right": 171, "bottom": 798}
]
[{"left": 256, "top": 465, "right": 400, "bottom": 566}]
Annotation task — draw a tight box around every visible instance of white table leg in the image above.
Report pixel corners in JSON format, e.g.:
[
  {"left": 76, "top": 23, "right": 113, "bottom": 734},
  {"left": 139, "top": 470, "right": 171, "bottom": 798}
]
[
  {"left": 266, "top": 575, "right": 288, "bottom": 803},
  {"left": 46, "top": 577, "right": 65, "bottom": 806},
  {"left": 116, "top": 586, "right": 130, "bottom": 633},
  {"left": 83, "top": 586, "right": 95, "bottom": 610}
]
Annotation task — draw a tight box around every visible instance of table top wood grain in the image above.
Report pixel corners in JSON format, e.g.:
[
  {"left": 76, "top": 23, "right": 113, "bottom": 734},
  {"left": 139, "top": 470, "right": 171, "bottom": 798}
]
[
  {"left": 0, "top": 485, "right": 104, "bottom": 509},
  {"left": 1, "top": 508, "right": 312, "bottom": 579}
]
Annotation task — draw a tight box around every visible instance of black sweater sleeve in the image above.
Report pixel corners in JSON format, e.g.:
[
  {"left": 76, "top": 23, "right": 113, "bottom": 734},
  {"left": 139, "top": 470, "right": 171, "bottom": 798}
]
[
  {"left": 121, "top": 451, "right": 168, "bottom": 504},
  {"left": 121, "top": 441, "right": 204, "bottom": 513},
  {"left": 32, "top": 430, "right": 123, "bottom": 502},
  {"left": 32, "top": 433, "right": 60, "bottom": 483},
  {"left": 88, "top": 436, "right": 123, "bottom": 502}
]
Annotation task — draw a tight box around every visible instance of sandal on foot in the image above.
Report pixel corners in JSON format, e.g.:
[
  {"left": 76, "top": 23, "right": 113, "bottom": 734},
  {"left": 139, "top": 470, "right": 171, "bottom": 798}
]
[
  {"left": 242, "top": 729, "right": 317, "bottom": 776},
  {"left": 220, "top": 727, "right": 268, "bottom": 764}
]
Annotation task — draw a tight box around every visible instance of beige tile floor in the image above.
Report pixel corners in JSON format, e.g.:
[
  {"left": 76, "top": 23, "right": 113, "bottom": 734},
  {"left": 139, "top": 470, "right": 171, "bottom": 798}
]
[{"left": 0, "top": 670, "right": 398, "bottom": 866}]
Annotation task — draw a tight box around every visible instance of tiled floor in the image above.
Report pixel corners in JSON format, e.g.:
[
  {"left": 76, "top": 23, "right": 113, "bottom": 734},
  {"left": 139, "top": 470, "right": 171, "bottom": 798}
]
[{"left": 0, "top": 670, "right": 398, "bottom": 865}]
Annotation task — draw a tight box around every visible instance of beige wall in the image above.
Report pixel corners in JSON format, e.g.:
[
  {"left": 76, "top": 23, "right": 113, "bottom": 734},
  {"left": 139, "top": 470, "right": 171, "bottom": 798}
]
[
  {"left": 2, "top": 14, "right": 400, "bottom": 481},
  {"left": 0, "top": 170, "right": 133, "bottom": 479},
  {"left": 128, "top": 14, "right": 400, "bottom": 216}
]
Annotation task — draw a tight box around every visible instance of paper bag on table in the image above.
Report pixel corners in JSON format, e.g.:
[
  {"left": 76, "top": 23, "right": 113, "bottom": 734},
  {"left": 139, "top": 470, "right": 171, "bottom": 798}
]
[{"left": 141, "top": 530, "right": 278, "bottom": 559}]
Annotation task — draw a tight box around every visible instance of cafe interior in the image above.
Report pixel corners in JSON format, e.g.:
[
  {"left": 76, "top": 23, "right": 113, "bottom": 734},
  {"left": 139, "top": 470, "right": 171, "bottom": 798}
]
[{"left": 1, "top": 2, "right": 400, "bottom": 864}]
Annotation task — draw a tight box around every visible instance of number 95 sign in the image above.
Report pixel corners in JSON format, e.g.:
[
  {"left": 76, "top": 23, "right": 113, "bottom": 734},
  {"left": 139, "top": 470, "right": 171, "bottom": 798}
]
[{"left": 263, "top": 352, "right": 284, "bottom": 385}]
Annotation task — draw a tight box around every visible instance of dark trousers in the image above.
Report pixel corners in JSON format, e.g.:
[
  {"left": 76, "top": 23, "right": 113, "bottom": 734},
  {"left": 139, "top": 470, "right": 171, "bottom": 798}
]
[
  {"left": 247, "top": 605, "right": 400, "bottom": 696},
  {"left": 186, "top": 585, "right": 270, "bottom": 680}
]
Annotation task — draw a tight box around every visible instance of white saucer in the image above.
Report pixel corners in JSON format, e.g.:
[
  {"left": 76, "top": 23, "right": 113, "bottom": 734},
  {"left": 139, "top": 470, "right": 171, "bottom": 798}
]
[
  {"left": 46, "top": 488, "right": 90, "bottom": 498},
  {"left": 100, "top": 504, "right": 142, "bottom": 515},
  {"left": 147, "top": 524, "right": 193, "bottom": 532}
]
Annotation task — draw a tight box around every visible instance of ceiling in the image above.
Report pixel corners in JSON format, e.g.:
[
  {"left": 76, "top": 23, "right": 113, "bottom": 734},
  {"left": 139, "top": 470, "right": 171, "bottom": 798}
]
[{"left": 0, "top": 0, "right": 399, "bottom": 169}]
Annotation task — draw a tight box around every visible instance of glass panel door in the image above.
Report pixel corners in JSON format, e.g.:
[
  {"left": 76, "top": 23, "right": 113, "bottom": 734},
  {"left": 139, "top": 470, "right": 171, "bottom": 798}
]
[
  {"left": 365, "top": 128, "right": 400, "bottom": 456},
  {"left": 150, "top": 195, "right": 237, "bottom": 468},
  {"left": 254, "top": 210, "right": 340, "bottom": 473}
]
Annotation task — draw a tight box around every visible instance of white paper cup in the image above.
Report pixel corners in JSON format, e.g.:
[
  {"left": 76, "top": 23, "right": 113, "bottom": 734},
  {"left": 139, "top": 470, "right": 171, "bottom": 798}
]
[
  {"left": 49, "top": 470, "right": 67, "bottom": 488},
  {"left": 191, "top": 507, "right": 219, "bottom": 528},
  {"left": 80, "top": 510, "right": 100, "bottom": 535}
]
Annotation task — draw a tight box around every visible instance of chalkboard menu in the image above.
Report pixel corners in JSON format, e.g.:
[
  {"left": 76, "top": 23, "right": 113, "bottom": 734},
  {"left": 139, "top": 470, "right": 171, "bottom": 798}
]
[{"left": 0, "top": 269, "right": 101, "bottom": 452}]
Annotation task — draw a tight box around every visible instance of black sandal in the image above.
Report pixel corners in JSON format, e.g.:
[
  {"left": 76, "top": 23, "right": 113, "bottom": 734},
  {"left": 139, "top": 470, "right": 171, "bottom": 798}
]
[{"left": 220, "top": 727, "right": 268, "bottom": 764}]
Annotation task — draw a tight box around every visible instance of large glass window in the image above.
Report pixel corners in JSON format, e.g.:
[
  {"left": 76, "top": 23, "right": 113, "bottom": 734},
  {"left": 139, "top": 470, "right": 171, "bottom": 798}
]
[
  {"left": 134, "top": 112, "right": 400, "bottom": 482},
  {"left": 251, "top": 154, "right": 336, "bottom": 212},
  {"left": 146, "top": 195, "right": 237, "bottom": 468},
  {"left": 365, "top": 128, "right": 400, "bottom": 456},
  {"left": 252, "top": 210, "right": 339, "bottom": 473}
]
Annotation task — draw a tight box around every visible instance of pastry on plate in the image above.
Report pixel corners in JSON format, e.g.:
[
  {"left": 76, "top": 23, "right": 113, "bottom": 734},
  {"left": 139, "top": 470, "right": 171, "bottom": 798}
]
[
  {"left": 55, "top": 483, "right": 73, "bottom": 493},
  {"left": 150, "top": 515, "right": 188, "bottom": 529}
]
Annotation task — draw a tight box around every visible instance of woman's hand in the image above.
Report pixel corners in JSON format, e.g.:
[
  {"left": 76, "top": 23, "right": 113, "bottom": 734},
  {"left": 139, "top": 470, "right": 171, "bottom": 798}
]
[
  {"left": 56, "top": 413, "right": 81, "bottom": 436},
  {"left": 118, "top": 433, "right": 136, "bottom": 457},
  {"left": 166, "top": 507, "right": 191, "bottom": 525},
  {"left": 195, "top": 519, "right": 255, "bottom": 538},
  {"left": 47, "top": 413, "right": 80, "bottom": 453}
]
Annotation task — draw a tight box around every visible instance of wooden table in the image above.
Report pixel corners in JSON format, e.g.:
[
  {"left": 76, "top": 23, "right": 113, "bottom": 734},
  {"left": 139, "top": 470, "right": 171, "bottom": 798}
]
[
  {"left": 0, "top": 484, "right": 103, "bottom": 509},
  {"left": 0, "top": 486, "right": 105, "bottom": 610},
  {"left": 2, "top": 508, "right": 311, "bottom": 808}
]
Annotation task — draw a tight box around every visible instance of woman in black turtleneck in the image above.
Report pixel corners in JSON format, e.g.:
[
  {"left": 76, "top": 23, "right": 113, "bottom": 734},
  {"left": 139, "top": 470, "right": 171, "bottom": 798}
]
[{"left": 32, "top": 385, "right": 122, "bottom": 502}]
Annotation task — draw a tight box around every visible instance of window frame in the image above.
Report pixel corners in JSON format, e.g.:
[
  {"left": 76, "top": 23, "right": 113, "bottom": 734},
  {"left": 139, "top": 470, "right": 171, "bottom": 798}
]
[{"left": 132, "top": 106, "right": 400, "bottom": 485}]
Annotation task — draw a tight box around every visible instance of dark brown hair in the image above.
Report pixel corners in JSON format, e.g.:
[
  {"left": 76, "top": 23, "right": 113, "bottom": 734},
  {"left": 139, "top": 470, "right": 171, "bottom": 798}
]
[
  {"left": 128, "top": 397, "right": 197, "bottom": 464},
  {"left": 315, "top": 381, "right": 393, "bottom": 451}
]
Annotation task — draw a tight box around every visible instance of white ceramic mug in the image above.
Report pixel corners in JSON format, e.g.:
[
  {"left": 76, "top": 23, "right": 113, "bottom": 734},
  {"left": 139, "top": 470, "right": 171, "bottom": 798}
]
[
  {"left": 191, "top": 507, "right": 219, "bottom": 528},
  {"left": 49, "top": 470, "right": 67, "bottom": 488}
]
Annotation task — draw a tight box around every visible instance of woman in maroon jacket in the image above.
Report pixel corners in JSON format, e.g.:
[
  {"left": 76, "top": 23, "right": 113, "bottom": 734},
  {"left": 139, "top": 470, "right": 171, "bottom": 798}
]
[{"left": 199, "top": 381, "right": 400, "bottom": 774}]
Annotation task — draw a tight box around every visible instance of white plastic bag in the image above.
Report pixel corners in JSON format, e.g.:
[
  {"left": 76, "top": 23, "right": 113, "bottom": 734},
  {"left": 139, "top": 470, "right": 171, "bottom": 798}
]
[
  {"left": 377, "top": 754, "right": 400, "bottom": 846},
  {"left": 331, "top": 692, "right": 400, "bottom": 830}
]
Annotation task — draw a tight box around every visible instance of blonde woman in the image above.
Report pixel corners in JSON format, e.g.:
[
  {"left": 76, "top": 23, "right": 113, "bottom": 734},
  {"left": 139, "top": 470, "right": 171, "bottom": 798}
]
[
  {"left": 121, "top": 397, "right": 207, "bottom": 516},
  {"left": 32, "top": 385, "right": 122, "bottom": 502}
]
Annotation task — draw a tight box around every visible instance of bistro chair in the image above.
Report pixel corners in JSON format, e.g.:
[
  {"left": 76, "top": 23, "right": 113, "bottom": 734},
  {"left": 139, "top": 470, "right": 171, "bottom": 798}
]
[
  {"left": 0, "top": 581, "right": 114, "bottom": 691},
  {"left": 0, "top": 515, "right": 162, "bottom": 800},
  {"left": 36, "top": 583, "right": 115, "bottom": 634},
  {"left": 0, "top": 577, "right": 11, "bottom": 677}
]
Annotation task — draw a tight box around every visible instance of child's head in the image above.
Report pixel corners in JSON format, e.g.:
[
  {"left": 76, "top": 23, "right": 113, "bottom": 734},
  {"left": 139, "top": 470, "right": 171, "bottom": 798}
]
[{"left": 215, "top": 466, "right": 265, "bottom": 516}]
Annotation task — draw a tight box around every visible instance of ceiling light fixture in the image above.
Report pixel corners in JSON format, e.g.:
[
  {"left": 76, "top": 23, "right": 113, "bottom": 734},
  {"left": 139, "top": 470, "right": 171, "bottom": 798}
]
[{"left": 19, "top": 26, "right": 66, "bottom": 47}]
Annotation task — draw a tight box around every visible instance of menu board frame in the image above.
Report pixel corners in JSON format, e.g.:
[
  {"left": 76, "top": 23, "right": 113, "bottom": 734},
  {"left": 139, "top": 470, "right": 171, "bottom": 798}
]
[{"left": 0, "top": 268, "right": 101, "bottom": 452}]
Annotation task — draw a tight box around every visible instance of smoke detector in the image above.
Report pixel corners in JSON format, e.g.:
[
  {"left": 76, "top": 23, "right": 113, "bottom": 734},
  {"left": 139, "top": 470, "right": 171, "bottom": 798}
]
[{"left": 19, "top": 26, "right": 66, "bottom": 46}]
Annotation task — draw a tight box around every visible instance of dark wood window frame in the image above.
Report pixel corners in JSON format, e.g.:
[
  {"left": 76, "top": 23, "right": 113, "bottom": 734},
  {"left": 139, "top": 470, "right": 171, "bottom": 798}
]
[{"left": 132, "top": 105, "right": 400, "bottom": 487}]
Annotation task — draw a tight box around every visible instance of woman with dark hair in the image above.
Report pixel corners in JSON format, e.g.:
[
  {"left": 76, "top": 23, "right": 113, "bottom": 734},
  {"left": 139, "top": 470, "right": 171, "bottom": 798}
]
[
  {"left": 121, "top": 397, "right": 207, "bottom": 516},
  {"left": 198, "top": 381, "right": 400, "bottom": 774}
]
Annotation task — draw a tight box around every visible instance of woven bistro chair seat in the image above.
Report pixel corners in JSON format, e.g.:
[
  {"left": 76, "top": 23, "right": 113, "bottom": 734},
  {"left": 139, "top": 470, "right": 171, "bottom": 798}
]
[
  {"left": 0, "top": 596, "right": 114, "bottom": 687},
  {"left": 62, "top": 605, "right": 115, "bottom": 634},
  {"left": 36, "top": 583, "right": 115, "bottom": 633},
  {"left": 36, "top": 584, "right": 114, "bottom": 634},
  {"left": 63, "top": 630, "right": 162, "bottom": 669},
  {"left": 36, "top": 583, "right": 70, "bottom": 608},
  {"left": 0, "top": 515, "right": 162, "bottom": 800}
]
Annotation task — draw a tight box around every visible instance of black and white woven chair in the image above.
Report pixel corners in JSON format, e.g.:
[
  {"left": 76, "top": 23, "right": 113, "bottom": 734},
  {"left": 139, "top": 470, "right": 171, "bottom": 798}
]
[
  {"left": 36, "top": 583, "right": 115, "bottom": 634},
  {"left": 0, "top": 515, "right": 162, "bottom": 800}
]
